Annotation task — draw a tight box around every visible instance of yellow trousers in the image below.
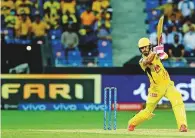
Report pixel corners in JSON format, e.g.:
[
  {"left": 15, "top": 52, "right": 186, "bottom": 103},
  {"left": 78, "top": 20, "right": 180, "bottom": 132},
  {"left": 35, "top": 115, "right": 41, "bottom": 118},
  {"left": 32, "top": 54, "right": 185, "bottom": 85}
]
[{"left": 128, "top": 81, "right": 187, "bottom": 129}]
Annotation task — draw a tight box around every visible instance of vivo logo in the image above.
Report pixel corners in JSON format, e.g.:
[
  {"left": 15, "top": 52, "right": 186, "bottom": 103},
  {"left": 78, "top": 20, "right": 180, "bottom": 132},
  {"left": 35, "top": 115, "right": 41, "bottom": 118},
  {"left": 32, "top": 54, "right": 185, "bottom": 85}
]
[
  {"left": 84, "top": 104, "right": 104, "bottom": 111},
  {"left": 133, "top": 78, "right": 195, "bottom": 104},
  {"left": 53, "top": 104, "right": 77, "bottom": 111},
  {"left": 22, "top": 104, "right": 46, "bottom": 111}
]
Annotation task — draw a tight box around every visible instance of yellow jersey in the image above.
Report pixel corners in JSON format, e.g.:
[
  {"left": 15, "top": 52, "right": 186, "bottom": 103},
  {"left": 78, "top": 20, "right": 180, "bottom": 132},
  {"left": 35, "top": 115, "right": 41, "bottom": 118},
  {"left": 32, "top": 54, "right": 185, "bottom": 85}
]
[
  {"left": 139, "top": 54, "right": 171, "bottom": 86},
  {"left": 92, "top": 1, "right": 101, "bottom": 13},
  {"left": 15, "top": 17, "right": 32, "bottom": 37},
  {"left": 43, "top": 1, "right": 60, "bottom": 15},
  {"left": 5, "top": 15, "right": 17, "bottom": 28},
  {"left": 15, "top": 0, "right": 32, "bottom": 14},
  {"left": 61, "top": 0, "right": 76, "bottom": 14},
  {"left": 31, "top": 21, "right": 50, "bottom": 37}
]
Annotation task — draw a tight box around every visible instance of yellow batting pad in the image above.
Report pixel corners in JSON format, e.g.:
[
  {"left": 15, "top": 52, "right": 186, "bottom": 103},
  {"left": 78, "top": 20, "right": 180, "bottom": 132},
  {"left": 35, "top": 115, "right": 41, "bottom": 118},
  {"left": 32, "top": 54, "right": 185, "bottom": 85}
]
[
  {"left": 173, "top": 104, "right": 188, "bottom": 129},
  {"left": 128, "top": 109, "right": 155, "bottom": 126},
  {"left": 165, "top": 85, "right": 187, "bottom": 129}
]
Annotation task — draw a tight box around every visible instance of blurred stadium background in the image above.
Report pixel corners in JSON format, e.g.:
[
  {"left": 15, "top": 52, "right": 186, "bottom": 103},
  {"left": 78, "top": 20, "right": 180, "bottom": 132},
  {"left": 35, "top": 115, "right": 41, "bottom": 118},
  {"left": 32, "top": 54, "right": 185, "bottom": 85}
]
[{"left": 1, "top": 0, "right": 195, "bottom": 138}]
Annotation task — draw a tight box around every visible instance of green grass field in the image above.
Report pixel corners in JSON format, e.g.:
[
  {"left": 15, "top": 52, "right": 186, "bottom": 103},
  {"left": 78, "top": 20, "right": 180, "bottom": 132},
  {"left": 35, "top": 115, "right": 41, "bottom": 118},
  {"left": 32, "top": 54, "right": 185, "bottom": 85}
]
[{"left": 1, "top": 110, "right": 195, "bottom": 138}]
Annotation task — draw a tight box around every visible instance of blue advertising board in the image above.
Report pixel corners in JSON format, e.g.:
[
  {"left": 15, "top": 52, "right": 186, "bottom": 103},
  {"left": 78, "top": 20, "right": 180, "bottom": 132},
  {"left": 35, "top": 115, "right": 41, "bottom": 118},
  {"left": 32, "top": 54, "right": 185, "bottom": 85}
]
[
  {"left": 102, "top": 75, "right": 195, "bottom": 104},
  {"left": 18, "top": 103, "right": 104, "bottom": 111},
  {"left": 1, "top": 74, "right": 195, "bottom": 111}
]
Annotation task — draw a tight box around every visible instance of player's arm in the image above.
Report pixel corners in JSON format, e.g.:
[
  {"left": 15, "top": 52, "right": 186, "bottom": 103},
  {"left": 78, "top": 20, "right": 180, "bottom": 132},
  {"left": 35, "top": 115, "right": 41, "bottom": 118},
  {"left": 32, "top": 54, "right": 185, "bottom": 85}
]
[{"left": 142, "top": 52, "right": 156, "bottom": 66}]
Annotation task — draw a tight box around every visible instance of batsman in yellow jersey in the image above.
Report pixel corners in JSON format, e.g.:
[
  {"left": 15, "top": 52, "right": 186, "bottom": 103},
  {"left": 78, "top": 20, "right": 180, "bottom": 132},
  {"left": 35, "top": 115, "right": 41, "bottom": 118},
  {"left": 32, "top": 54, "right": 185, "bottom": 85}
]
[{"left": 128, "top": 37, "right": 188, "bottom": 132}]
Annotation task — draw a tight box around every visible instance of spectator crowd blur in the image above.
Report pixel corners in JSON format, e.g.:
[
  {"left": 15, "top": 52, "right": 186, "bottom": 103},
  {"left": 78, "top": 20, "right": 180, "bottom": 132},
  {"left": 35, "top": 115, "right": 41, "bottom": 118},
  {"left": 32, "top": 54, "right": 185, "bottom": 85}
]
[
  {"left": 1, "top": 0, "right": 113, "bottom": 67},
  {"left": 146, "top": 0, "right": 195, "bottom": 67}
]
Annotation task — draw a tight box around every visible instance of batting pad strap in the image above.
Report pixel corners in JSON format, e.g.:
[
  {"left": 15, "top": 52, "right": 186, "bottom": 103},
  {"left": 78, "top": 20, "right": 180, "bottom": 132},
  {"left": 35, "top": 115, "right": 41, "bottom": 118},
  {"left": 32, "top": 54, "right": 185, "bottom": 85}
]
[{"left": 141, "top": 109, "right": 155, "bottom": 120}]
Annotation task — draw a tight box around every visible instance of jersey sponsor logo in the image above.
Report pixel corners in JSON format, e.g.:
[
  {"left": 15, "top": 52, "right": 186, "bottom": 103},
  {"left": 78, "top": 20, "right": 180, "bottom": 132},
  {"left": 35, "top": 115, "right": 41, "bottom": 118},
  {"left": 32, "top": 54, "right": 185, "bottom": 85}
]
[
  {"left": 154, "top": 64, "right": 161, "bottom": 73},
  {"left": 150, "top": 93, "right": 158, "bottom": 97}
]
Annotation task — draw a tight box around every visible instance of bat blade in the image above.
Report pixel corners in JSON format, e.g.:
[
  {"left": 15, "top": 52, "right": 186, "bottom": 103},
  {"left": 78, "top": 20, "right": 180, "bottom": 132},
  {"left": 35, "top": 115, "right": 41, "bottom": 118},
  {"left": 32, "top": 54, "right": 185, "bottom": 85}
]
[{"left": 157, "top": 16, "right": 164, "bottom": 46}]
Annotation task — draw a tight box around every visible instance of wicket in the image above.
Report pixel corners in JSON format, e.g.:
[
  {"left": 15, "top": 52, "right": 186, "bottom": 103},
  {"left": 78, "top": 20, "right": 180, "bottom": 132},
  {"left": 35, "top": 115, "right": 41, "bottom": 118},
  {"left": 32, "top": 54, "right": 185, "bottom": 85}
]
[{"left": 104, "top": 87, "right": 117, "bottom": 130}]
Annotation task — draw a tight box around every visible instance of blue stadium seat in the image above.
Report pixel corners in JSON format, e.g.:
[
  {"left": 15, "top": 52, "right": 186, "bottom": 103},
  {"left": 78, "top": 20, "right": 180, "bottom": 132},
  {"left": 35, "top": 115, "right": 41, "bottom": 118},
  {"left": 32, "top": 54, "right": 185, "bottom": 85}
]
[
  {"left": 51, "top": 39, "right": 63, "bottom": 50},
  {"left": 98, "top": 56, "right": 113, "bottom": 67},
  {"left": 98, "top": 40, "right": 112, "bottom": 52},
  {"left": 52, "top": 46, "right": 64, "bottom": 58},
  {"left": 98, "top": 61, "right": 112, "bottom": 67},
  {"left": 98, "top": 40, "right": 112, "bottom": 67},
  {"left": 67, "top": 49, "right": 82, "bottom": 66},
  {"left": 98, "top": 47, "right": 113, "bottom": 67},
  {"left": 148, "top": 20, "right": 158, "bottom": 33},
  {"left": 5, "top": 37, "right": 14, "bottom": 44},
  {"left": 4, "top": 29, "right": 14, "bottom": 44},
  {"left": 54, "top": 49, "right": 67, "bottom": 67},
  {"left": 21, "top": 39, "right": 31, "bottom": 45},
  {"left": 146, "top": 10, "right": 161, "bottom": 21},
  {"left": 49, "top": 28, "right": 62, "bottom": 40},
  {"left": 161, "top": 0, "right": 168, "bottom": 5},
  {"left": 55, "top": 58, "right": 67, "bottom": 67},
  {"left": 56, "top": 50, "right": 65, "bottom": 59},
  {"left": 7, "top": 29, "right": 14, "bottom": 38},
  {"left": 11, "top": 38, "right": 31, "bottom": 45},
  {"left": 145, "top": 0, "right": 159, "bottom": 10}
]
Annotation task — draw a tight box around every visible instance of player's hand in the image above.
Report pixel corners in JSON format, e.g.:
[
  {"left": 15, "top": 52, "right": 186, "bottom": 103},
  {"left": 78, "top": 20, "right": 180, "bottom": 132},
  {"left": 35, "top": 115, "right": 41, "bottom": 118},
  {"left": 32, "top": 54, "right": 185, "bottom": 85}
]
[
  {"left": 153, "top": 44, "right": 164, "bottom": 54},
  {"left": 159, "top": 52, "right": 168, "bottom": 60}
]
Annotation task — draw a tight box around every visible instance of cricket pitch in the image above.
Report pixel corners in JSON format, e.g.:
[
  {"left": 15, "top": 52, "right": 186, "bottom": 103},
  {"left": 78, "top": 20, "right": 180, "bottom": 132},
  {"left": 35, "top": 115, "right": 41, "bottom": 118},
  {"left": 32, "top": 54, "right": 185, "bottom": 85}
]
[{"left": 2, "top": 129, "right": 195, "bottom": 138}]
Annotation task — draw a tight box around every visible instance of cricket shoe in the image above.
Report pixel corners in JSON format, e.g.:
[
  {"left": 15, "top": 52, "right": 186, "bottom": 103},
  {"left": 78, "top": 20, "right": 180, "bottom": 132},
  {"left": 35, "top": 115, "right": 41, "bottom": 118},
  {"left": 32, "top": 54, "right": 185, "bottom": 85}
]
[
  {"left": 179, "top": 124, "right": 187, "bottom": 132},
  {"left": 128, "top": 125, "right": 136, "bottom": 131}
]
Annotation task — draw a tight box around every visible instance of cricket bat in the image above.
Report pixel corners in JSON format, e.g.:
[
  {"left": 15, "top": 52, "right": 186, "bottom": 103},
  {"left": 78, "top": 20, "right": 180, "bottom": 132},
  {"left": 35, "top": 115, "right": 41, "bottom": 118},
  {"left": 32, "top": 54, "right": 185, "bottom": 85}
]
[
  {"left": 156, "top": 15, "right": 167, "bottom": 59},
  {"left": 157, "top": 15, "right": 164, "bottom": 46}
]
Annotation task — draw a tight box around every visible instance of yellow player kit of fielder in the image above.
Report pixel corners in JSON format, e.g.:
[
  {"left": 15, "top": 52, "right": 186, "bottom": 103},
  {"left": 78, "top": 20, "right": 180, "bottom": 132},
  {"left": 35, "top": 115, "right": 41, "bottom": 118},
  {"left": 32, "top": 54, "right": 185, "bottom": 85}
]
[{"left": 128, "top": 38, "right": 188, "bottom": 132}]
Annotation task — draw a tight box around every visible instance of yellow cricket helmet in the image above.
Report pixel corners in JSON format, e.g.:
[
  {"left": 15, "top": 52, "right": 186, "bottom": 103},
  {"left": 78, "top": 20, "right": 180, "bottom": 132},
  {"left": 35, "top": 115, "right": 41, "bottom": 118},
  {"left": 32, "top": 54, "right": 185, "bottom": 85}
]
[{"left": 138, "top": 37, "right": 151, "bottom": 48}]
